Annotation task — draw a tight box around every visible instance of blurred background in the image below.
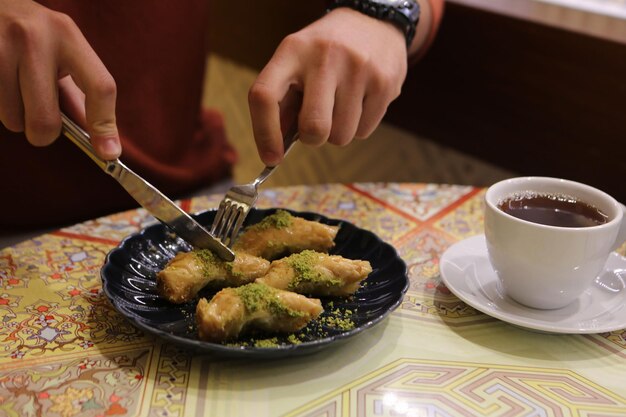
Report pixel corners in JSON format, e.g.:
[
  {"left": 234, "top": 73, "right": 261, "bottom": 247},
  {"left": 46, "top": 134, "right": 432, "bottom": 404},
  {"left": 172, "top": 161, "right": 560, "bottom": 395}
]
[{"left": 203, "top": 0, "right": 626, "bottom": 201}]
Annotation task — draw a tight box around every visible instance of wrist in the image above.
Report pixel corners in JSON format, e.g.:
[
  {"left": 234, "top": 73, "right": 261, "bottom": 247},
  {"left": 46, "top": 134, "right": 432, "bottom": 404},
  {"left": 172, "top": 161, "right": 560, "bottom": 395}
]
[{"left": 327, "top": 0, "right": 420, "bottom": 48}]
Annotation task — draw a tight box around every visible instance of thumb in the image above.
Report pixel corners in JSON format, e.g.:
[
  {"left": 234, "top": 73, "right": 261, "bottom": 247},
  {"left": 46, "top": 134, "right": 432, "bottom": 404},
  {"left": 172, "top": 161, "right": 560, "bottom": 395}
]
[
  {"left": 59, "top": 76, "right": 121, "bottom": 161},
  {"left": 87, "top": 115, "right": 121, "bottom": 160}
]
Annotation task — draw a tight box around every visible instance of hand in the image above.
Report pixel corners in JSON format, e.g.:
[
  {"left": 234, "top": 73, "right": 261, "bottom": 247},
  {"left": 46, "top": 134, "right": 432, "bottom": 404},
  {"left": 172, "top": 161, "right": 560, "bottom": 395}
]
[
  {"left": 0, "top": 0, "right": 121, "bottom": 159},
  {"left": 249, "top": 7, "right": 408, "bottom": 166}
]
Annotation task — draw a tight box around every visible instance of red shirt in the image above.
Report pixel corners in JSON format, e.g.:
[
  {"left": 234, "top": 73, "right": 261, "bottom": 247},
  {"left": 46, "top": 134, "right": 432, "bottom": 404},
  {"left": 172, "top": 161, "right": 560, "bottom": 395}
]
[{"left": 0, "top": 1, "right": 237, "bottom": 231}]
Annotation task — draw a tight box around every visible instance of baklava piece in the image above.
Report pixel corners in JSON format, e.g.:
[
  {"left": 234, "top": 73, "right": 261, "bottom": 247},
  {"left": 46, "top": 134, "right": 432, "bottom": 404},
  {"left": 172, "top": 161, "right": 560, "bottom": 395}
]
[
  {"left": 196, "top": 282, "right": 323, "bottom": 342},
  {"left": 232, "top": 210, "right": 339, "bottom": 260},
  {"left": 156, "top": 250, "right": 270, "bottom": 303},
  {"left": 256, "top": 250, "right": 372, "bottom": 297}
]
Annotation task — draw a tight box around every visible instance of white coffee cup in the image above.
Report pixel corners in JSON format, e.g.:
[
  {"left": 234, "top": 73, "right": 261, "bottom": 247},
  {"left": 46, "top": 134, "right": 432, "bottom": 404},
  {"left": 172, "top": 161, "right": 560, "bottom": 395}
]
[{"left": 484, "top": 176, "right": 626, "bottom": 310}]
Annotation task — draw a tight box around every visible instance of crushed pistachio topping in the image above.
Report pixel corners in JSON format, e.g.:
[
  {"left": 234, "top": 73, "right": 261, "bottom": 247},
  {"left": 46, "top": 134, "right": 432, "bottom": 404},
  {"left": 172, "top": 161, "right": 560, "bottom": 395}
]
[
  {"left": 235, "top": 283, "right": 305, "bottom": 318},
  {"left": 194, "top": 249, "right": 244, "bottom": 279},
  {"left": 249, "top": 209, "right": 293, "bottom": 231},
  {"left": 225, "top": 259, "right": 245, "bottom": 279},
  {"left": 221, "top": 304, "right": 356, "bottom": 347},
  {"left": 320, "top": 308, "right": 355, "bottom": 331},
  {"left": 194, "top": 249, "right": 218, "bottom": 265},
  {"left": 223, "top": 260, "right": 235, "bottom": 274},
  {"left": 253, "top": 337, "right": 280, "bottom": 348},
  {"left": 287, "top": 250, "right": 341, "bottom": 290},
  {"left": 194, "top": 249, "right": 223, "bottom": 277}
]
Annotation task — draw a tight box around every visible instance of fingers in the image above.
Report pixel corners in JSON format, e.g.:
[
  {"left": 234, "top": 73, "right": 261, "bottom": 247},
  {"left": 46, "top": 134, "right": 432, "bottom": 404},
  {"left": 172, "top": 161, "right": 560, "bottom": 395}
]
[
  {"left": 249, "top": 48, "right": 296, "bottom": 166},
  {"left": 327, "top": 76, "right": 364, "bottom": 147},
  {"left": 298, "top": 63, "right": 336, "bottom": 147},
  {"left": 0, "top": 4, "right": 61, "bottom": 144},
  {"left": 58, "top": 75, "right": 86, "bottom": 125},
  {"left": 57, "top": 14, "right": 120, "bottom": 159},
  {"left": 250, "top": 10, "right": 409, "bottom": 164},
  {"left": 0, "top": 4, "right": 120, "bottom": 159},
  {"left": 0, "top": 41, "right": 25, "bottom": 132},
  {"left": 18, "top": 28, "right": 62, "bottom": 147},
  {"left": 356, "top": 91, "right": 389, "bottom": 141},
  {"left": 250, "top": 35, "right": 346, "bottom": 166},
  {"left": 249, "top": 79, "right": 284, "bottom": 167}
]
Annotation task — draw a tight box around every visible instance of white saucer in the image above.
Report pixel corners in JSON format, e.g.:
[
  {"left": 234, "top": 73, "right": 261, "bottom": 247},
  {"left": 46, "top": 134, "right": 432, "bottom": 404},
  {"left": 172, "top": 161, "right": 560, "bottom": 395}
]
[{"left": 439, "top": 235, "right": 626, "bottom": 334}]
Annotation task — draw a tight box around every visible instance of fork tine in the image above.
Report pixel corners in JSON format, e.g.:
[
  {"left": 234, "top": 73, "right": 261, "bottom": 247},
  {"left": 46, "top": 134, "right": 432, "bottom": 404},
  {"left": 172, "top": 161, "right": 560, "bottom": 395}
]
[
  {"left": 220, "top": 206, "right": 238, "bottom": 240},
  {"left": 215, "top": 203, "right": 237, "bottom": 241},
  {"left": 211, "top": 201, "right": 232, "bottom": 237},
  {"left": 221, "top": 205, "right": 247, "bottom": 245},
  {"left": 228, "top": 207, "right": 249, "bottom": 245},
  {"left": 210, "top": 202, "right": 228, "bottom": 235},
  {"left": 213, "top": 203, "right": 236, "bottom": 239}
]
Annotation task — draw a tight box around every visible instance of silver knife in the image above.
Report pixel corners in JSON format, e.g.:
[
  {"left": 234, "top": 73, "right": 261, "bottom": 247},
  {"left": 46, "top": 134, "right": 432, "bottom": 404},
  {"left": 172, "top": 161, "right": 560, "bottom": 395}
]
[{"left": 61, "top": 113, "right": 235, "bottom": 261}]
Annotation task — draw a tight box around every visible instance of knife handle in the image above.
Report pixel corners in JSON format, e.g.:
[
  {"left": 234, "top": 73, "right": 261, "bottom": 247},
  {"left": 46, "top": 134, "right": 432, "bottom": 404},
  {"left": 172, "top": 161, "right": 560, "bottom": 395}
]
[{"left": 61, "top": 112, "right": 116, "bottom": 173}]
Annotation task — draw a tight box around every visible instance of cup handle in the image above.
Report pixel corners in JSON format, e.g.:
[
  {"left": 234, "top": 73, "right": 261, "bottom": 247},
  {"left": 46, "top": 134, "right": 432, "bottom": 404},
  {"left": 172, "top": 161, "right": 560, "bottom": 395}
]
[{"left": 612, "top": 203, "right": 626, "bottom": 252}]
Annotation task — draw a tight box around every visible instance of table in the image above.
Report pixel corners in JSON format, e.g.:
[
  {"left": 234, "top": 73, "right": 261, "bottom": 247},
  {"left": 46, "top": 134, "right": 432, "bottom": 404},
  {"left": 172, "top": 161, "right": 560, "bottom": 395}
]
[{"left": 1, "top": 183, "right": 625, "bottom": 417}]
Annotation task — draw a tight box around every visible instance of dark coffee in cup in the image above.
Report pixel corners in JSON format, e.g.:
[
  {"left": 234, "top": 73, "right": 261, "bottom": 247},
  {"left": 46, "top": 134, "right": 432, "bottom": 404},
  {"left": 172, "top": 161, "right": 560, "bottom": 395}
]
[{"left": 497, "top": 192, "right": 608, "bottom": 227}]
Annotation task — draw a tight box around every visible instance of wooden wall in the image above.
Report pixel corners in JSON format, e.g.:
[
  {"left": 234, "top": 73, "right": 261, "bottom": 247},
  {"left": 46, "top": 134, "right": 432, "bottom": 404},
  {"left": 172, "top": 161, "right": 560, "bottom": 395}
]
[
  {"left": 386, "top": 4, "right": 626, "bottom": 202},
  {"left": 208, "top": 1, "right": 626, "bottom": 202}
]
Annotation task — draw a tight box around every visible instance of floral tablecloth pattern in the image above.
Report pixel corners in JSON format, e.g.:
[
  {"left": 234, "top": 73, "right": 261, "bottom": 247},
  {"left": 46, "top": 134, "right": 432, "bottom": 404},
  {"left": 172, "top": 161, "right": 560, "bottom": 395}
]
[{"left": 1, "top": 183, "right": 625, "bottom": 417}]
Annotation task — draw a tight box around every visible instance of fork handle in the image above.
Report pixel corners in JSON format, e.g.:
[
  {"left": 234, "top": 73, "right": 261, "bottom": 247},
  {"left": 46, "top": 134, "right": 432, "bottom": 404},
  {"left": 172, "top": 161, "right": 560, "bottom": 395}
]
[
  {"left": 252, "top": 166, "right": 278, "bottom": 188},
  {"left": 253, "top": 123, "right": 299, "bottom": 188}
]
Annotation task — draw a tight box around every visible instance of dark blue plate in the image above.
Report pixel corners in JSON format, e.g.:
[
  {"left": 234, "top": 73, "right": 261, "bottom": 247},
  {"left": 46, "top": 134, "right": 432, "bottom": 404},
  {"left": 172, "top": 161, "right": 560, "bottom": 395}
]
[{"left": 101, "top": 208, "right": 408, "bottom": 358}]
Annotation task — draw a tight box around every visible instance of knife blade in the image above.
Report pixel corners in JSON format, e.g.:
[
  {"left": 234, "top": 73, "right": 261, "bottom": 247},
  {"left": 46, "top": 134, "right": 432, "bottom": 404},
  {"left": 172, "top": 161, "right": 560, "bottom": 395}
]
[{"left": 61, "top": 113, "right": 235, "bottom": 261}]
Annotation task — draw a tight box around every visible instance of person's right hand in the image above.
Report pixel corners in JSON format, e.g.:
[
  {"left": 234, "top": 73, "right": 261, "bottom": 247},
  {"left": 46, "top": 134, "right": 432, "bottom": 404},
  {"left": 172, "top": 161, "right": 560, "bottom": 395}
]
[{"left": 0, "top": 0, "right": 121, "bottom": 159}]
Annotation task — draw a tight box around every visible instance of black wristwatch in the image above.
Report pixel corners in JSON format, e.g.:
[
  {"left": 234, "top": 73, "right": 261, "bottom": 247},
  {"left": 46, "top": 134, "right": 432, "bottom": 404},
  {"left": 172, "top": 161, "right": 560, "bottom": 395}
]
[{"left": 327, "top": 0, "right": 420, "bottom": 48}]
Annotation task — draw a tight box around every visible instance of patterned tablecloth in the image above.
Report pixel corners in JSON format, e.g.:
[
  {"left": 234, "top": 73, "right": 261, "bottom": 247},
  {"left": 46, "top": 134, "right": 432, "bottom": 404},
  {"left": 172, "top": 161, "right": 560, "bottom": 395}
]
[{"left": 1, "top": 183, "right": 625, "bottom": 417}]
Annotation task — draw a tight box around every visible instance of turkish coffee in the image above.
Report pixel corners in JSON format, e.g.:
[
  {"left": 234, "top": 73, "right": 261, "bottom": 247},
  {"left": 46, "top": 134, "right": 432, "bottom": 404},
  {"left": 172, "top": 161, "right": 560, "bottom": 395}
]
[{"left": 497, "top": 192, "right": 608, "bottom": 227}]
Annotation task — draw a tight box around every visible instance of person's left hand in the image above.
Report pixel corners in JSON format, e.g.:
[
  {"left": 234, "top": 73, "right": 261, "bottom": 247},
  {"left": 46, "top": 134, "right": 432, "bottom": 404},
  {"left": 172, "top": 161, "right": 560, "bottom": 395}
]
[{"left": 249, "top": 7, "right": 408, "bottom": 166}]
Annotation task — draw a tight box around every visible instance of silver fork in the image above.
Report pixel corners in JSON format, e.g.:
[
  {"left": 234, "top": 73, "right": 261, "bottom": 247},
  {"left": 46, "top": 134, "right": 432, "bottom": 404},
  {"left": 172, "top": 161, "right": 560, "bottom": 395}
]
[{"left": 211, "top": 124, "right": 299, "bottom": 246}]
